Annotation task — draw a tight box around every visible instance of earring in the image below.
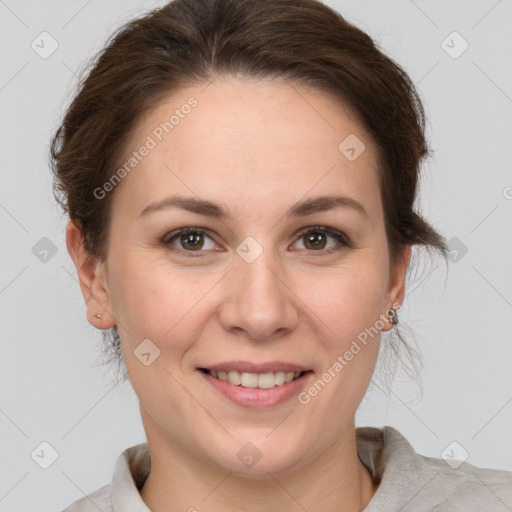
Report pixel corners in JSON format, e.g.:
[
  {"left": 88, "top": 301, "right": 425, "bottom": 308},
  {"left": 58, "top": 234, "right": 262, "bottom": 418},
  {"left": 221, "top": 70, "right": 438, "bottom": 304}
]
[
  {"left": 388, "top": 307, "right": 398, "bottom": 326},
  {"left": 95, "top": 313, "right": 102, "bottom": 320}
]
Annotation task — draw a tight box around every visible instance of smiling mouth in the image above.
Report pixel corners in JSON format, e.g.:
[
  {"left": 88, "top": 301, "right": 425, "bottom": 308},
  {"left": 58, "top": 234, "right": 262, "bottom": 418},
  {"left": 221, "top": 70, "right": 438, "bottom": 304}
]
[{"left": 198, "top": 368, "right": 312, "bottom": 389}]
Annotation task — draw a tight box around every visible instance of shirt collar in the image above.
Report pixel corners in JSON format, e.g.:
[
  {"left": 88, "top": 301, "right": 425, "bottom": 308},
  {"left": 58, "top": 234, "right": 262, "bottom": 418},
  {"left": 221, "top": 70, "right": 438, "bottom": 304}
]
[
  {"left": 111, "top": 441, "right": 152, "bottom": 511},
  {"left": 109, "top": 426, "right": 420, "bottom": 510}
]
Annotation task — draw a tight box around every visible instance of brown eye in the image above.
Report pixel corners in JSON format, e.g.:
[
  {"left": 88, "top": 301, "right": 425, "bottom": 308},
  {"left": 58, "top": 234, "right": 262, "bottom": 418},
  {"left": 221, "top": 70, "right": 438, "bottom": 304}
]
[
  {"left": 162, "top": 225, "right": 351, "bottom": 259},
  {"left": 163, "top": 227, "right": 216, "bottom": 255},
  {"left": 303, "top": 231, "right": 328, "bottom": 250},
  {"left": 294, "top": 226, "right": 350, "bottom": 254},
  {"left": 179, "top": 231, "right": 205, "bottom": 251}
]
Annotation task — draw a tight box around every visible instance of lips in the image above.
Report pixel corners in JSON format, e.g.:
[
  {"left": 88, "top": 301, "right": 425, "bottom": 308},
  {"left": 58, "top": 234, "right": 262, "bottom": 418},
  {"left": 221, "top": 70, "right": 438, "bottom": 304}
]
[
  {"left": 198, "top": 364, "right": 314, "bottom": 409},
  {"left": 197, "top": 360, "right": 313, "bottom": 393}
]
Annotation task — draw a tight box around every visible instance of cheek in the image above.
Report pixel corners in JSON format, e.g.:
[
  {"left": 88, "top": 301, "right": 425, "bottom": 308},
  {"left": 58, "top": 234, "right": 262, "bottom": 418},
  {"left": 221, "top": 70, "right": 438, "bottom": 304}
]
[
  {"left": 296, "top": 260, "right": 388, "bottom": 345},
  {"left": 107, "top": 253, "right": 219, "bottom": 350},
  {"left": 108, "top": 242, "right": 388, "bottom": 363},
  {"left": 297, "top": 267, "right": 385, "bottom": 414}
]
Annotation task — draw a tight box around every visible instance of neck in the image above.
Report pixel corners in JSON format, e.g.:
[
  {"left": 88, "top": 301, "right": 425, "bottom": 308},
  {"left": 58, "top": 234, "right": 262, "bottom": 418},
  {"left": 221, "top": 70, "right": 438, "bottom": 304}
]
[{"left": 139, "top": 415, "right": 378, "bottom": 512}]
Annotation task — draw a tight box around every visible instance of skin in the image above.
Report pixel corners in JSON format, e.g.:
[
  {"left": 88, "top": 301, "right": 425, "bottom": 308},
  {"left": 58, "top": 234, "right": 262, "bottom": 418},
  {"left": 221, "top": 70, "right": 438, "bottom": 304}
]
[{"left": 67, "top": 76, "right": 411, "bottom": 511}]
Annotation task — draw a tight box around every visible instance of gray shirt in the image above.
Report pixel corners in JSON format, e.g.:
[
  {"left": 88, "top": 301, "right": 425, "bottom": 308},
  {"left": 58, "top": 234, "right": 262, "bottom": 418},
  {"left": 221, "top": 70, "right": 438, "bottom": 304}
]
[{"left": 62, "top": 426, "right": 512, "bottom": 511}]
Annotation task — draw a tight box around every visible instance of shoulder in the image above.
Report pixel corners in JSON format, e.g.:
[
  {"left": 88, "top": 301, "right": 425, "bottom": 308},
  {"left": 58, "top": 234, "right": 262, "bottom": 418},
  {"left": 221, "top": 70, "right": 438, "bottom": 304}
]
[
  {"left": 62, "top": 484, "right": 112, "bottom": 512},
  {"left": 357, "top": 425, "right": 512, "bottom": 511},
  {"left": 61, "top": 442, "right": 150, "bottom": 511},
  {"left": 416, "top": 445, "right": 512, "bottom": 510}
]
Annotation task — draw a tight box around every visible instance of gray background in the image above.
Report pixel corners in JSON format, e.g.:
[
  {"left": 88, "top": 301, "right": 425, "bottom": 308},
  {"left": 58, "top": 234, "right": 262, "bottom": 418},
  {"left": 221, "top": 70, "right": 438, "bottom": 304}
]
[{"left": 1, "top": 0, "right": 511, "bottom": 510}]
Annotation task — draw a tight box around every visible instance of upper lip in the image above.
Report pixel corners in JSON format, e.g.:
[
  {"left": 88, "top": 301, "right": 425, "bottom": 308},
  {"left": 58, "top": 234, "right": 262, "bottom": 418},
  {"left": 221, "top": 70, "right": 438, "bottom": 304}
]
[{"left": 199, "top": 361, "right": 312, "bottom": 373}]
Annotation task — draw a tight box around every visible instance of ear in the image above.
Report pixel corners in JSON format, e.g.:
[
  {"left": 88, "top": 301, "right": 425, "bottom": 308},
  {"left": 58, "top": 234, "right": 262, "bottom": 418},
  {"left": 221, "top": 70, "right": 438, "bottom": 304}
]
[
  {"left": 65, "top": 218, "right": 115, "bottom": 330},
  {"left": 382, "top": 244, "right": 411, "bottom": 331}
]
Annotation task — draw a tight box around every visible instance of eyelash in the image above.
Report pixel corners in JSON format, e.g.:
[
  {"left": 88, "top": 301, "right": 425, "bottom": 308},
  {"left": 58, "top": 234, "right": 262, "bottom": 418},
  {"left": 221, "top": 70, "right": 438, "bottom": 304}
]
[{"left": 161, "top": 225, "right": 352, "bottom": 258}]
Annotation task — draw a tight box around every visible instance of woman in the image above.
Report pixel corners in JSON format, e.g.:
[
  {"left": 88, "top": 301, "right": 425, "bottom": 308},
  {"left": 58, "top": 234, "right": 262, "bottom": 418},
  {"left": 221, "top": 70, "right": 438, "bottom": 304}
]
[{"left": 51, "top": 0, "right": 512, "bottom": 510}]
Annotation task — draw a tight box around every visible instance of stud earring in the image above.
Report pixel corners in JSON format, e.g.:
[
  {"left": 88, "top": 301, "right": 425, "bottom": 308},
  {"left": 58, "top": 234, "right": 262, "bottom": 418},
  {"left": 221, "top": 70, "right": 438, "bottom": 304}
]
[{"left": 388, "top": 307, "right": 398, "bottom": 326}]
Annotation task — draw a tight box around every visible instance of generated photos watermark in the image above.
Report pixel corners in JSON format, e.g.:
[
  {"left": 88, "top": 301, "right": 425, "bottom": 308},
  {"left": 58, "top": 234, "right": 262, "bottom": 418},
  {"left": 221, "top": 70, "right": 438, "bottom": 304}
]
[{"left": 93, "top": 96, "right": 198, "bottom": 200}]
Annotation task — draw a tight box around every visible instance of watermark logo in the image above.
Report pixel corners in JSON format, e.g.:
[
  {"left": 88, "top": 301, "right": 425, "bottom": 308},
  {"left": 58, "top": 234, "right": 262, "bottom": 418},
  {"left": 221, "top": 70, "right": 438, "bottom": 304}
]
[
  {"left": 446, "top": 236, "right": 468, "bottom": 263},
  {"left": 338, "top": 134, "right": 366, "bottom": 162},
  {"left": 134, "top": 338, "right": 161, "bottom": 366},
  {"left": 31, "top": 441, "right": 59, "bottom": 469},
  {"left": 236, "top": 236, "right": 264, "bottom": 264},
  {"left": 32, "top": 237, "right": 58, "bottom": 263},
  {"left": 237, "top": 442, "right": 262, "bottom": 468},
  {"left": 441, "top": 441, "right": 469, "bottom": 469},
  {"left": 31, "top": 31, "right": 59, "bottom": 59},
  {"left": 441, "top": 31, "right": 469, "bottom": 60}
]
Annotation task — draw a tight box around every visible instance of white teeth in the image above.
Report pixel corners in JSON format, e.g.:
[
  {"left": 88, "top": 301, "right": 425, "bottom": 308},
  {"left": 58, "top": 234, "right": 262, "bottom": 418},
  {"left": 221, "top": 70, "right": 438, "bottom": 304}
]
[
  {"left": 257, "top": 373, "right": 276, "bottom": 389},
  {"left": 240, "top": 372, "right": 258, "bottom": 387},
  {"left": 274, "top": 371, "right": 286, "bottom": 386},
  {"left": 208, "top": 369, "right": 305, "bottom": 388},
  {"left": 227, "top": 371, "right": 241, "bottom": 385}
]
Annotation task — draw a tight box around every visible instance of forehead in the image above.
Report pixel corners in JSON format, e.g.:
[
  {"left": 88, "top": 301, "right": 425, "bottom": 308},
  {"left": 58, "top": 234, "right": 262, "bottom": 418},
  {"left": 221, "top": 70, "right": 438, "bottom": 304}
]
[{"left": 112, "top": 76, "right": 382, "bottom": 224}]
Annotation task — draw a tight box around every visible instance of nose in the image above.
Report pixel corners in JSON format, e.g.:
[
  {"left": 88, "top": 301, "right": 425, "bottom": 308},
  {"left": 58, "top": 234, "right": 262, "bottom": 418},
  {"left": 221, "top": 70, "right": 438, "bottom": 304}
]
[{"left": 218, "top": 249, "right": 299, "bottom": 341}]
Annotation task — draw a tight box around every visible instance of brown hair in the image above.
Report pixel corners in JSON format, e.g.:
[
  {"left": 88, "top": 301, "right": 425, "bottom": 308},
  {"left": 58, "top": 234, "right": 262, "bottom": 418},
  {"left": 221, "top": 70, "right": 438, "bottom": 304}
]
[{"left": 50, "top": 0, "right": 448, "bottom": 382}]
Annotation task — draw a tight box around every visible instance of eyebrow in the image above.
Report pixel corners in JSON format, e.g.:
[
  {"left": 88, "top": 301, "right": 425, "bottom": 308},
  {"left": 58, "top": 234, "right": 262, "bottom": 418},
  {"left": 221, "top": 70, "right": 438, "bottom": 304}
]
[{"left": 138, "top": 194, "right": 369, "bottom": 220}]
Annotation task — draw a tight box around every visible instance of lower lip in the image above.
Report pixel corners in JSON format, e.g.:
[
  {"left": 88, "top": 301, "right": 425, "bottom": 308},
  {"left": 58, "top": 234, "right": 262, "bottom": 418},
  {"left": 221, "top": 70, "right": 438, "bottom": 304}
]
[{"left": 198, "top": 370, "right": 313, "bottom": 410}]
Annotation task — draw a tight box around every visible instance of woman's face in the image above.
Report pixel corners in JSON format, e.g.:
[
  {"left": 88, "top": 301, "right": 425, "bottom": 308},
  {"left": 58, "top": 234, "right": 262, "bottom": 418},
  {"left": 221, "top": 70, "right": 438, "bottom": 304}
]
[{"left": 71, "top": 76, "right": 409, "bottom": 475}]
